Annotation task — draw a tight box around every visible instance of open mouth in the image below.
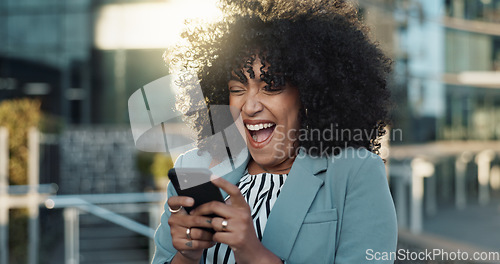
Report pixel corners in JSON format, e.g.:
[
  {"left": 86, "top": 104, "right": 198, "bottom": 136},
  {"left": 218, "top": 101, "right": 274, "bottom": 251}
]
[{"left": 245, "top": 122, "right": 276, "bottom": 143}]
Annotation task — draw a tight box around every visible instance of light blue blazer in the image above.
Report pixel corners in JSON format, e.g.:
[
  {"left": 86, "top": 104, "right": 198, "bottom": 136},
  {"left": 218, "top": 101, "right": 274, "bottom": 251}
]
[{"left": 152, "top": 148, "right": 398, "bottom": 264}]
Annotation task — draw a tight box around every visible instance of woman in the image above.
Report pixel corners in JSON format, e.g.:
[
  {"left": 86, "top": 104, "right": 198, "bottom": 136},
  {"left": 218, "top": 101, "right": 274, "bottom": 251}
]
[{"left": 153, "top": 0, "right": 397, "bottom": 263}]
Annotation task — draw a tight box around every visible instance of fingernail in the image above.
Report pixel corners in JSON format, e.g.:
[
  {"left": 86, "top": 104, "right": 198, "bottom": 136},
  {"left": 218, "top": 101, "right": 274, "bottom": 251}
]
[
  {"left": 186, "top": 197, "right": 194, "bottom": 205},
  {"left": 210, "top": 174, "right": 219, "bottom": 181}
]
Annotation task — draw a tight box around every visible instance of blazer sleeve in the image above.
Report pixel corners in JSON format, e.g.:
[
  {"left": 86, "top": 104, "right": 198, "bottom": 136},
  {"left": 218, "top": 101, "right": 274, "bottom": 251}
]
[
  {"left": 334, "top": 155, "right": 398, "bottom": 264},
  {"left": 151, "top": 155, "right": 183, "bottom": 264}
]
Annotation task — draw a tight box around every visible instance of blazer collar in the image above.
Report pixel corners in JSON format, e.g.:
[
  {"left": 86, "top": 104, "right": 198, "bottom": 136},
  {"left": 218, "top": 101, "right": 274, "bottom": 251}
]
[{"left": 261, "top": 151, "right": 328, "bottom": 259}]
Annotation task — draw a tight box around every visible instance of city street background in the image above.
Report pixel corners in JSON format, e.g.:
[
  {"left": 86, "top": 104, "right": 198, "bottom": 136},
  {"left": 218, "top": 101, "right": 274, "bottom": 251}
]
[{"left": 1, "top": 0, "right": 500, "bottom": 263}]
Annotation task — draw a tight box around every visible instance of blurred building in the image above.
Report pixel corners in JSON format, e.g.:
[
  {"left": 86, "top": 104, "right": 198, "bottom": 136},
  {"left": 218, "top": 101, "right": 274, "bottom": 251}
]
[
  {"left": 0, "top": 0, "right": 195, "bottom": 189},
  {"left": 440, "top": 0, "right": 500, "bottom": 141},
  {"left": 362, "top": 0, "right": 500, "bottom": 255},
  {"left": 0, "top": 0, "right": 92, "bottom": 124},
  {"left": 389, "top": 0, "right": 500, "bottom": 143},
  {"left": 0, "top": 1, "right": 193, "bottom": 263},
  {"left": 363, "top": 0, "right": 500, "bottom": 143}
]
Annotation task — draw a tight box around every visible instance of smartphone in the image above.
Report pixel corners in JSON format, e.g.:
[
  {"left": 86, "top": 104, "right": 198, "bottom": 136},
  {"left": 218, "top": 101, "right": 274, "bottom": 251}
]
[{"left": 168, "top": 168, "right": 224, "bottom": 216}]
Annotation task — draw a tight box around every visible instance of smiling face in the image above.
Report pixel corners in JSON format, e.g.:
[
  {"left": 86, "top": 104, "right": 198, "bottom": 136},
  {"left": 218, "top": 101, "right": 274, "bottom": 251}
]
[{"left": 228, "top": 58, "right": 301, "bottom": 174}]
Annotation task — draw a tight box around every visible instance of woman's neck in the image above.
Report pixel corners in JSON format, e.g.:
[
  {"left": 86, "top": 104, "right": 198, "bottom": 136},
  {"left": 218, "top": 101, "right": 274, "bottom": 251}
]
[{"left": 247, "top": 158, "right": 295, "bottom": 175}]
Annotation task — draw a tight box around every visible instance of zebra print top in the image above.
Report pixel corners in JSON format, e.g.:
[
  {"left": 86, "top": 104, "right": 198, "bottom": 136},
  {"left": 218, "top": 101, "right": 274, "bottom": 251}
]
[{"left": 204, "top": 170, "right": 288, "bottom": 264}]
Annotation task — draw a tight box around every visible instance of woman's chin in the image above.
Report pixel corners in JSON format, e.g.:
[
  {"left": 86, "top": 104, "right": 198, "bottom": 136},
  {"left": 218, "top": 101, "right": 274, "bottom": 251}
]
[{"left": 249, "top": 142, "right": 289, "bottom": 166}]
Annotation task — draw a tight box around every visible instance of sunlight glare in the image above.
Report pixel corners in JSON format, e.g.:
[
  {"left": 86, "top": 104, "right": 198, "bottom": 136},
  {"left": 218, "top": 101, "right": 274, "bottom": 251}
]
[{"left": 95, "top": 0, "right": 221, "bottom": 50}]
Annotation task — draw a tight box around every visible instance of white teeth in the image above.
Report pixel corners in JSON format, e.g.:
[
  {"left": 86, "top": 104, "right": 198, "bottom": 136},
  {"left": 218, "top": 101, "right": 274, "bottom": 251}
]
[{"left": 245, "top": 123, "right": 275, "bottom": 131}]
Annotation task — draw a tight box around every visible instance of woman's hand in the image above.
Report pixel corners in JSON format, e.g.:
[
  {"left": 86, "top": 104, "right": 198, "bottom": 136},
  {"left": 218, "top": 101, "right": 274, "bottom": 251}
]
[
  {"left": 167, "top": 196, "right": 216, "bottom": 264},
  {"left": 190, "top": 176, "right": 283, "bottom": 264}
]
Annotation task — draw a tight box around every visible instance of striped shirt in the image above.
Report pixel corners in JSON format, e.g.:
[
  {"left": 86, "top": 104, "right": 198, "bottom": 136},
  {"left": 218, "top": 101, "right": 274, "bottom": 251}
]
[{"left": 204, "top": 171, "right": 288, "bottom": 264}]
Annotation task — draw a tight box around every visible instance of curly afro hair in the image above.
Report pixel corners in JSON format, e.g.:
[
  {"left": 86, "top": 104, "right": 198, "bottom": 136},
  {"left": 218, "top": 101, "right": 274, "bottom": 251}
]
[{"left": 167, "top": 0, "right": 391, "bottom": 159}]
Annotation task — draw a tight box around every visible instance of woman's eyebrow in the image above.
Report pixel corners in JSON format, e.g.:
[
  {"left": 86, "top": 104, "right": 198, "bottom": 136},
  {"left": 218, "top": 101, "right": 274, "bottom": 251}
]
[
  {"left": 229, "top": 75, "right": 242, "bottom": 82},
  {"left": 229, "top": 72, "right": 247, "bottom": 83}
]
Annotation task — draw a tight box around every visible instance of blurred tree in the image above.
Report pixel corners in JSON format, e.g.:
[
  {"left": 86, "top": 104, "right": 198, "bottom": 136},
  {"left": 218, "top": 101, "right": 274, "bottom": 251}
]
[
  {"left": 151, "top": 153, "right": 173, "bottom": 181},
  {"left": 151, "top": 153, "right": 173, "bottom": 191},
  {"left": 136, "top": 152, "right": 173, "bottom": 190},
  {"left": 0, "top": 98, "right": 42, "bottom": 185}
]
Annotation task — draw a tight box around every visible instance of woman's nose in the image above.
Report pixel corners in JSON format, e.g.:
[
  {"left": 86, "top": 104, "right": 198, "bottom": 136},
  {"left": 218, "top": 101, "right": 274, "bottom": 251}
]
[{"left": 242, "top": 93, "right": 264, "bottom": 117}]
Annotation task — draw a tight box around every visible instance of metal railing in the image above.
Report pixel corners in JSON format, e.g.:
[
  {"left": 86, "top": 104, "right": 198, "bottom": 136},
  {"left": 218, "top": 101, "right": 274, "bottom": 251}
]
[
  {"left": 0, "top": 127, "right": 46, "bottom": 264},
  {"left": 0, "top": 127, "right": 168, "bottom": 264},
  {"left": 389, "top": 141, "right": 500, "bottom": 234},
  {"left": 47, "top": 192, "right": 166, "bottom": 264}
]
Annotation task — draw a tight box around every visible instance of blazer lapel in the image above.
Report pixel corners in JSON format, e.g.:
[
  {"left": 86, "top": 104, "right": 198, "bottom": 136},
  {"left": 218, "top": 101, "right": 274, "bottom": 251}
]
[{"left": 261, "top": 153, "right": 327, "bottom": 259}]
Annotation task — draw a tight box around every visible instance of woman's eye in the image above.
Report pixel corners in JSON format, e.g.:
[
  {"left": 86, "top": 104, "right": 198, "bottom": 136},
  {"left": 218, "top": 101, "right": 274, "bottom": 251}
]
[
  {"left": 263, "top": 85, "right": 284, "bottom": 94},
  {"left": 229, "top": 87, "right": 245, "bottom": 94}
]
